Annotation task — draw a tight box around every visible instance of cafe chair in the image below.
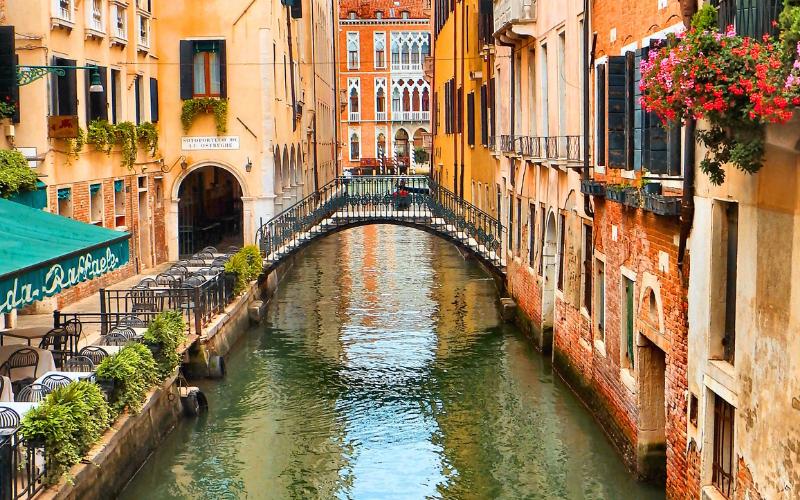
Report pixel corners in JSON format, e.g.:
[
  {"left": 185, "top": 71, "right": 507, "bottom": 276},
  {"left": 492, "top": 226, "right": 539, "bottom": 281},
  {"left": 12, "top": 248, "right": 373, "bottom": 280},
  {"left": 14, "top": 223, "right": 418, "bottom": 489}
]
[
  {"left": 188, "top": 258, "right": 205, "bottom": 267},
  {"left": 0, "top": 408, "right": 19, "bottom": 429},
  {"left": 109, "top": 326, "right": 136, "bottom": 340},
  {"left": 201, "top": 246, "right": 218, "bottom": 253},
  {"left": 194, "top": 251, "right": 214, "bottom": 260},
  {"left": 64, "top": 356, "right": 95, "bottom": 372},
  {"left": 98, "top": 332, "right": 128, "bottom": 347},
  {"left": 117, "top": 315, "right": 146, "bottom": 328},
  {"left": 39, "top": 328, "right": 71, "bottom": 370},
  {"left": 226, "top": 246, "right": 240, "bottom": 253},
  {"left": 139, "top": 278, "right": 158, "bottom": 289},
  {"left": 155, "top": 273, "right": 179, "bottom": 287},
  {"left": 41, "top": 374, "right": 73, "bottom": 391},
  {"left": 78, "top": 346, "right": 108, "bottom": 366},
  {"left": 211, "top": 257, "right": 229, "bottom": 267},
  {"left": 6, "top": 349, "right": 40, "bottom": 394},
  {"left": 17, "top": 384, "right": 51, "bottom": 403}
]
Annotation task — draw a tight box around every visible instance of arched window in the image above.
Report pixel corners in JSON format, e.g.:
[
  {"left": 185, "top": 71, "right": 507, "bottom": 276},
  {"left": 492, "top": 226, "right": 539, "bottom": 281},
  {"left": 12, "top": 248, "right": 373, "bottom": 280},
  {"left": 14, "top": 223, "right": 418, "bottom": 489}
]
[
  {"left": 402, "top": 88, "right": 411, "bottom": 112},
  {"left": 350, "top": 133, "right": 360, "bottom": 160},
  {"left": 412, "top": 88, "right": 421, "bottom": 111},
  {"left": 392, "top": 88, "right": 401, "bottom": 112},
  {"left": 401, "top": 11, "right": 409, "bottom": 19},
  {"left": 421, "top": 40, "right": 430, "bottom": 57},
  {"left": 349, "top": 88, "right": 359, "bottom": 113},
  {"left": 374, "top": 32, "right": 386, "bottom": 69},
  {"left": 422, "top": 88, "right": 430, "bottom": 111},
  {"left": 411, "top": 42, "right": 420, "bottom": 66},
  {"left": 377, "top": 132, "right": 386, "bottom": 156},
  {"left": 376, "top": 87, "right": 386, "bottom": 113},
  {"left": 391, "top": 42, "right": 400, "bottom": 67},
  {"left": 401, "top": 42, "right": 410, "bottom": 66}
]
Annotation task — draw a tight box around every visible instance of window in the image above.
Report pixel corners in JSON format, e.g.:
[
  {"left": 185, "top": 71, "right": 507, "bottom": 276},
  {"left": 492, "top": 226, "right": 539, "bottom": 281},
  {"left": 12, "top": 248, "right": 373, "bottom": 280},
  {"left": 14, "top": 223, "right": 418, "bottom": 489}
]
[
  {"left": 137, "top": 0, "right": 151, "bottom": 12},
  {"left": 622, "top": 276, "right": 635, "bottom": 369},
  {"left": 57, "top": 188, "right": 73, "bottom": 219},
  {"left": 557, "top": 32, "right": 566, "bottom": 137},
  {"left": 596, "top": 63, "right": 606, "bottom": 167},
  {"left": 350, "top": 132, "right": 360, "bottom": 160},
  {"left": 689, "top": 393, "right": 699, "bottom": 428},
  {"left": 595, "top": 260, "right": 605, "bottom": 341},
  {"left": 557, "top": 213, "right": 566, "bottom": 291},
  {"left": 134, "top": 75, "right": 142, "bottom": 125},
  {"left": 180, "top": 40, "right": 227, "bottom": 100},
  {"left": 392, "top": 88, "right": 400, "bottom": 114},
  {"left": 507, "top": 196, "right": 513, "bottom": 253},
  {"left": 347, "top": 32, "right": 360, "bottom": 69},
  {"left": 712, "top": 395, "right": 735, "bottom": 498},
  {"left": 467, "top": 91, "right": 475, "bottom": 146},
  {"left": 529, "top": 204, "right": 535, "bottom": 264},
  {"left": 516, "top": 198, "right": 522, "bottom": 256},
  {"left": 540, "top": 45, "right": 548, "bottom": 136},
  {"left": 712, "top": 201, "right": 739, "bottom": 365},
  {"left": 480, "top": 84, "right": 488, "bottom": 145},
  {"left": 193, "top": 41, "right": 221, "bottom": 97},
  {"left": 113, "top": 5, "right": 126, "bottom": 39},
  {"left": 55, "top": 0, "right": 74, "bottom": 22},
  {"left": 85, "top": 65, "right": 108, "bottom": 124},
  {"left": 150, "top": 78, "right": 159, "bottom": 123},
  {"left": 583, "top": 224, "right": 593, "bottom": 313},
  {"left": 539, "top": 204, "right": 545, "bottom": 275},
  {"left": 457, "top": 86, "right": 463, "bottom": 133},
  {"left": 374, "top": 32, "right": 386, "bottom": 69},
  {"left": 51, "top": 57, "right": 77, "bottom": 117},
  {"left": 375, "top": 11, "right": 383, "bottom": 19},
  {"left": 138, "top": 15, "right": 149, "bottom": 48},
  {"left": 110, "top": 69, "right": 120, "bottom": 123},
  {"left": 348, "top": 11, "right": 356, "bottom": 20},
  {"left": 349, "top": 88, "right": 359, "bottom": 113},
  {"left": 401, "top": 11, "right": 410, "bottom": 19},
  {"left": 90, "top": 184, "right": 103, "bottom": 225},
  {"left": 114, "top": 179, "right": 126, "bottom": 228},
  {"left": 89, "top": 0, "right": 103, "bottom": 32}
]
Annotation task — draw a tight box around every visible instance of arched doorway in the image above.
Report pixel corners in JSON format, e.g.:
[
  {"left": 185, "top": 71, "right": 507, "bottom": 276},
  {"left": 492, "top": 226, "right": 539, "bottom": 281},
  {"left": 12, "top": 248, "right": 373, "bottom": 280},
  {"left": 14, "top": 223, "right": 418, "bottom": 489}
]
[
  {"left": 178, "top": 166, "right": 244, "bottom": 257},
  {"left": 542, "top": 212, "right": 557, "bottom": 331},
  {"left": 395, "top": 129, "right": 409, "bottom": 174}
]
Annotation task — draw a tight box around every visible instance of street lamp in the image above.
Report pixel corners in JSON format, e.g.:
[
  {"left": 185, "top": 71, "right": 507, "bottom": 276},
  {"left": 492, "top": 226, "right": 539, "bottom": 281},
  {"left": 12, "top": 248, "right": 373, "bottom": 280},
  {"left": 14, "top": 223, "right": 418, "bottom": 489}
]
[
  {"left": 245, "top": 158, "right": 252, "bottom": 172},
  {"left": 89, "top": 69, "right": 103, "bottom": 93}
]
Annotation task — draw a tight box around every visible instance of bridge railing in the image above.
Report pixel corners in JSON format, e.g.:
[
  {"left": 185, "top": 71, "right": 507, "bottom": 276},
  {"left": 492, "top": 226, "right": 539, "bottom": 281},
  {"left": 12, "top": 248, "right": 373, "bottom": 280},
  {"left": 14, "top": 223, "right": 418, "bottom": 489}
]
[{"left": 255, "top": 175, "right": 506, "bottom": 271}]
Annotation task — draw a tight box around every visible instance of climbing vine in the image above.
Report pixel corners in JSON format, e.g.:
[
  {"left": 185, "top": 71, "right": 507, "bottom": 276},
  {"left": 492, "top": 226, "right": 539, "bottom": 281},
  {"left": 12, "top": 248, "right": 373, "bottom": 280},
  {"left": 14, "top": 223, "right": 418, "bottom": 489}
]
[
  {"left": 63, "top": 127, "right": 86, "bottom": 165},
  {"left": 181, "top": 98, "right": 228, "bottom": 135},
  {"left": 78, "top": 120, "right": 160, "bottom": 170},
  {"left": 137, "top": 121, "right": 159, "bottom": 157}
]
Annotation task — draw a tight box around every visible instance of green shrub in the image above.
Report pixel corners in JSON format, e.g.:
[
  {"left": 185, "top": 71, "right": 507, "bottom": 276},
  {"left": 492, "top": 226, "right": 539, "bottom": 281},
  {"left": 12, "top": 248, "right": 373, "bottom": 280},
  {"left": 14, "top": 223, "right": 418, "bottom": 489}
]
[
  {"left": 241, "top": 245, "right": 263, "bottom": 280},
  {"left": 180, "top": 98, "right": 228, "bottom": 135},
  {"left": 224, "top": 245, "right": 263, "bottom": 295},
  {"left": 95, "top": 343, "right": 158, "bottom": 418},
  {"left": 691, "top": 4, "right": 718, "bottom": 32},
  {"left": 21, "top": 381, "right": 110, "bottom": 485},
  {"left": 143, "top": 310, "right": 187, "bottom": 380},
  {"left": 86, "top": 119, "right": 117, "bottom": 155},
  {"left": 137, "top": 121, "right": 159, "bottom": 157},
  {"left": 0, "top": 149, "right": 38, "bottom": 198}
]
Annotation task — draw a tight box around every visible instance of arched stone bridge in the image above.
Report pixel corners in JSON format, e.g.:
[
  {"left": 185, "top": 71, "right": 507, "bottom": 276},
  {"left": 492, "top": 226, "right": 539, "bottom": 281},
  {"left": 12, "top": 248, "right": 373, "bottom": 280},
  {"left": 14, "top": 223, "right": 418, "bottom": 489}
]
[{"left": 255, "top": 176, "right": 507, "bottom": 278}]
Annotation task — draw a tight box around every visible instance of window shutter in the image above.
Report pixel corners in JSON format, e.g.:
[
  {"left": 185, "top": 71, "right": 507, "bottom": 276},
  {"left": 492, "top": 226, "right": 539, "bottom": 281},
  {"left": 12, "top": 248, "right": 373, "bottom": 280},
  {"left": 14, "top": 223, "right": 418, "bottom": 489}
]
[
  {"left": 150, "top": 78, "right": 159, "bottom": 123},
  {"left": 219, "top": 40, "right": 228, "bottom": 99},
  {"left": 667, "top": 120, "right": 681, "bottom": 175},
  {"left": 134, "top": 75, "right": 141, "bottom": 125},
  {"left": 457, "top": 86, "right": 463, "bottom": 134},
  {"left": 86, "top": 66, "right": 108, "bottom": 124},
  {"left": 634, "top": 48, "right": 647, "bottom": 172},
  {"left": 63, "top": 58, "right": 78, "bottom": 117},
  {"left": 625, "top": 51, "right": 635, "bottom": 171},
  {"left": 0, "top": 27, "right": 17, "bottom": 123},
  {"left": 467, "top": 91, "right": 475, "bottom": 146},
  {"left": 649, "top": 117, "right": 669, "bottom": 174},
  {"left": 596, "top": 64, "right": 606, "bottom": 166},
  {"left": 606, "top": 56, "right": 627, "bottom": 169},
  {"left": 488, "top": 77, "right": 496, "bottom": 138},
  {"left": 480, "top": 84, "right": 488, "bottom": 146},
  {"left": 179, "top": 40, "right": 193, "bottom": 100},
  {"left": 291, "top": 0, "right": 302, "bottom": 18},
  {"left": 110, "top": 69, "right": 119, "bottom": 124}
]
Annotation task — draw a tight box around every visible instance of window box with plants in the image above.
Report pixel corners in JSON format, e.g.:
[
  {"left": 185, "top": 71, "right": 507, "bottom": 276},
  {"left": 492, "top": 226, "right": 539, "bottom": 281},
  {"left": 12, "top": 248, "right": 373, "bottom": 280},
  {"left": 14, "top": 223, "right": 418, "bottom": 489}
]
[
  {"left": 643, "top": 193, "right": 682, "bottom": 216},
  {"left": 604, "top": 184, "right": 629, "bottom": 204},
  {"left": 82, "top": 119, "right": 159, "bottom": 170},
  {"left": 580, "top": 178, "right": 606, "bottom": 196},
  {"left": 181, "top": 97, "right": 228, "bottom": 135}
]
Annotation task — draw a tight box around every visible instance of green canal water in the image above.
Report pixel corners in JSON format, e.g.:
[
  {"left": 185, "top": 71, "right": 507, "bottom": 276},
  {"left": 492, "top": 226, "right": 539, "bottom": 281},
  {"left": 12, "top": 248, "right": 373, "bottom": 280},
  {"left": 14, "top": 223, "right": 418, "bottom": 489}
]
[{"left": 118, "top": 226, "right": 666, "bottom": 500}]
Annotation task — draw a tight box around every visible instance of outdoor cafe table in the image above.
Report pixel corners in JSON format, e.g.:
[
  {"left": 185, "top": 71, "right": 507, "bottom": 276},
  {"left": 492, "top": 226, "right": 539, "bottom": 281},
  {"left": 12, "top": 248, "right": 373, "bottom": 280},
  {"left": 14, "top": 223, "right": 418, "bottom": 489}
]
[
  {"left": 34, "top": 371, "right": 94, "bottom": 386},
  {"left": 0, "top": 326, "right": 51, "bottom": 346},
  {"left": 0, "top": 346, "right": 56, "bottom": 381},
  {"left": 0, "top": 401, "right": 40, "bottom": 419},
  {"left": 131, "top": 327, "right": 147, "bottom": 338},
  {"left": 93, "top": 345, "right": 125, "bottom": 357}
]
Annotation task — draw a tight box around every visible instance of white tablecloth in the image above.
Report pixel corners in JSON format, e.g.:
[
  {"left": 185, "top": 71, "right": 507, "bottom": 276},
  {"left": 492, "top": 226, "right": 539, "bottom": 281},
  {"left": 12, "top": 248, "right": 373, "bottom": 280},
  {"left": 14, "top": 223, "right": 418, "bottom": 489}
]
[
  {"left": 0, "top": 376, "right": 12, "bottom": 402},
  {"left": 0, "top": 346, "right": 56, "bottom": 381},
  {"left": 34, "top": 371, "right": 94, "bottom": 386},
  {"left": 95, "top": 345, "right": 125, "bottom": 357}
]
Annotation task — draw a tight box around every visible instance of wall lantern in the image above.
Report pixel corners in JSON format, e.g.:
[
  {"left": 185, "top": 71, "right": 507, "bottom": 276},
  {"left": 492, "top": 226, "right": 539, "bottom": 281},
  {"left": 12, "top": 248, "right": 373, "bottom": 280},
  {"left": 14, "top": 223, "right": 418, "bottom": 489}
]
[{"left": 245, "top": 158, "right": 252, "bottom": 172}]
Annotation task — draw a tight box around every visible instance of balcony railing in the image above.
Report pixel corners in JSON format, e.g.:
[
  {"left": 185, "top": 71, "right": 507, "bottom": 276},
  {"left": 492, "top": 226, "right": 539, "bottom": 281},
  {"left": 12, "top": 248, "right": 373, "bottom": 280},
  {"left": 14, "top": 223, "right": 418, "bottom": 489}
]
[
  {"left": 494, "top": 0, "right": 537, "bottom": 32},
  {"left": 478, "top": 12, "right": 494, "bottom": 49},
  {"left": 392, "top": 110, "right": 430, "bottom": 122},
  {"left": 0, "top": 428, "right": 47, "bottom": 500},
  {"left": 391, "top": 63, "right": 424, "bottom": 73},
  {"left": 376, "top": 111, "right": 387, "bottom": 121},
  {"left": 499, "top": 135, "right": 581, "bottom": 161},
  {"left": 349, "top": 111, "right": 361, "bottom": 122},
  {"left": 711, "top": 0, "right": 783, "bottom": 40}
]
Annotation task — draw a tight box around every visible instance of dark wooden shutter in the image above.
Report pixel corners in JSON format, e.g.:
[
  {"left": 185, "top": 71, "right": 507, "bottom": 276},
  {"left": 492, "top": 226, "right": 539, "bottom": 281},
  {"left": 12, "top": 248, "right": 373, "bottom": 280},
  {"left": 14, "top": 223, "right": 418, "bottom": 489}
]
[
  {"left": 179, "top": 40, "right": 193, "bottom": 100},
  {"left": 134, "top": 75, "right": 141, "bottom": 125},
  {"left": 467, "top": 91, "right": 475, "bottom": 146},
  {"left": 0, "top": 27, "right": 18, "bottom": 123},
  {"left": 110, "top": 69, "right": 119, "bottom": 123},
  {"left": 625, "top": 51, "right": 635, "bottom": 171},
  {"left": 667, "top": 120, "right": 681, "bottom": 175},
  {"left": 488, "top": 77, "right": 496, "bottom": 138},
  {"left": 634, "top": 48, "right": 647, "bottom": 172},
  {"left": 606, "top": 56, "right": 626, "bottom": 169},
  {"left": 457, "top": 86, "right": 463, "bottom": 134},
  {"left": 596, "top": 64, "right": 606, "bottom": 167},
  {"left": 150, "top": 78, "right": 159, "bottom": 123},
  {"left": 649, "top": 117, "right": 669, "bottom": 174},
  {"left": 219, "top": 40, "right": 228, "bottom": 99},
  {"left": 480, "top": 84, "right": 488, "bottom": 146},
  {"left": 54, "top": 58, "right": 78, "bottom": 117},
  {"left": 291, "top": 0, "right": 302, "bottom": 18}
]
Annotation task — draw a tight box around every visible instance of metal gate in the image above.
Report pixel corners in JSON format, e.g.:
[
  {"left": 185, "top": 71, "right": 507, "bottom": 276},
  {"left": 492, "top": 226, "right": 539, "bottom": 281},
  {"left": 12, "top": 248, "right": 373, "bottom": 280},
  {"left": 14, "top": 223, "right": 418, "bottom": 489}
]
[{"left": 178, "top": 197, "right": 195, "bottom": 258}]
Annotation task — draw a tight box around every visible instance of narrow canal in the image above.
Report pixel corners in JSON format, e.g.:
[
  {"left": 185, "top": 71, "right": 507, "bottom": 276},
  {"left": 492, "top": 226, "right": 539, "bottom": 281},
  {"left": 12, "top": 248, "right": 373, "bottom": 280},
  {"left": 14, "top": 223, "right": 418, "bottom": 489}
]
[{"left": 119, "top": 226, "right": 665, "bottom": 500}]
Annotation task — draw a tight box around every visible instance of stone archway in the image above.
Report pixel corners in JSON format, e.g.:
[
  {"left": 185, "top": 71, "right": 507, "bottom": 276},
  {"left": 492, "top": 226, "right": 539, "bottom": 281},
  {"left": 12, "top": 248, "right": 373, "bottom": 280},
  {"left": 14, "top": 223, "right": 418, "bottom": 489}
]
[
  {"left": 394, "top": 128, "right": 409, "bottom": 174},
  {"left": 176, "top": 165, "right": 245, "bottom": 257}
]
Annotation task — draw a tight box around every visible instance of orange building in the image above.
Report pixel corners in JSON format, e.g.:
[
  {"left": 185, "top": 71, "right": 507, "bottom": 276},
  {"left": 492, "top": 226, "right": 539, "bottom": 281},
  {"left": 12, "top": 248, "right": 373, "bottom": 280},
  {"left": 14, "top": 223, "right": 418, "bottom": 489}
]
[{"left": 338, "top": 0, "right": 431, "bottom": 174}]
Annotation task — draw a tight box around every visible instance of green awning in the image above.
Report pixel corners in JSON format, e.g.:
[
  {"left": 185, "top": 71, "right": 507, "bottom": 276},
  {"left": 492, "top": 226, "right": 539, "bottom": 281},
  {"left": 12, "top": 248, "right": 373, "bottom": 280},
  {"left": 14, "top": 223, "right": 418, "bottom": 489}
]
[
  {"left": 0, "top": 198, "right": 131, "bottom": 314},
  {"left": 7, "top": 181, "right": 48, "bottom": 210}
]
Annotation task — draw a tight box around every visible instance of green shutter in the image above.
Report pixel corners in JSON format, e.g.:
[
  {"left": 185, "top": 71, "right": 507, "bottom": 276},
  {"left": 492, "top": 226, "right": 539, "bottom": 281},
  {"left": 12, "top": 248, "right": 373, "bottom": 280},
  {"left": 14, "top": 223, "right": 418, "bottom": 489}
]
[{"left": 607, "top": 56, "right": 627, "bottom": 169}]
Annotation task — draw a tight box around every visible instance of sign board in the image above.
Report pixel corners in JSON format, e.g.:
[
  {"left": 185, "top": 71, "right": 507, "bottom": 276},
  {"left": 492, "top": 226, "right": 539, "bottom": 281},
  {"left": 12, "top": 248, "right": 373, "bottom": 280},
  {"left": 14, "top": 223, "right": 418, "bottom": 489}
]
[
  {"left": 48, "top": 116, "right": 79, "bottom": 139},
  {"left": 181, "top": 136, "right": 240, "bottom": 150}
]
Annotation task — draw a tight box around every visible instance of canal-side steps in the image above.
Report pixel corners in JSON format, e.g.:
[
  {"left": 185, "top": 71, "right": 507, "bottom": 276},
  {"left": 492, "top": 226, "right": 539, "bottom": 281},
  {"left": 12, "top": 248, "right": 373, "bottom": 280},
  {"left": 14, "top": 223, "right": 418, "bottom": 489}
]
[{"left": 255, "top": 176, "right": 508, "bottom": 278}]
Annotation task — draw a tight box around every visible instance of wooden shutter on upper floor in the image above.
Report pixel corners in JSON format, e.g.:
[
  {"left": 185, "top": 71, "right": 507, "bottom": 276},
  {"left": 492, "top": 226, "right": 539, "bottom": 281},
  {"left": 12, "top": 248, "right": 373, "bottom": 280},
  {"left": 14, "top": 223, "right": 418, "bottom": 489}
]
[
  {"left": 488, "top": 77, "right": 496, "bottom": 138},
  {"left": 625, "top": 51, "right": 635, "bottom": 171},
  {"left": 667, "top": 120, "right": 681, "bottom": 175},
  {"left": 85, "top": 66, "right": 108, "bottom": 124},
  {"left": 53, "top": 58, "right": 78, "bottom": 117},
  {"left": 634, "top": 48, "right": 647, "bottom": 172},
  {"left": 457, "top": 86, "right": 463, "bottom": 134},
  {"left": 480, "top": 84, "right": 488, "bottom": 146},
  {"left": 0, "top": 27, "right": 19, "bottom": 124},
  {"left": 467, "top": 91, "right": 475, "bottom": 146},
  {"left": 596, "top": 63, "right": 606, "bottom": 167},
  {"left": 606, "top": 56, "right": 626, "bottom": 169},
  {"left": 179, "top": 40, "right": 193, "bottom": 100},
  {"left": 150, "top": 78, "right": 159, "bottom": 123},
  {"left": 219, "top": 40, "right": 228, "bottom": 99}
]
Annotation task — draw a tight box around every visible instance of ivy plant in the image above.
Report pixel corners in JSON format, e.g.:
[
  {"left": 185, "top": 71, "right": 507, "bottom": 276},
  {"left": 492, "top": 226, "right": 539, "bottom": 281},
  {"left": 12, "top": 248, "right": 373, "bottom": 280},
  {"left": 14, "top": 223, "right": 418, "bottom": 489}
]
[
  {"left": 0, "top": 149, "right": 38, "bottom": 197},
  {"left": 224, "top": 245, "right": 264, "bottom": 295},
  {"left": 143, "top": 310, "right": 187, "bottom": 380},
  {"left": 114, "top": 121, "right": 139, "bottom": 171},
  {"left": 181, "top": 97, "right": 228, "bottom": 135},
  {"left": 63, "top": 127, "right": 86, "bottom": 165},
  {"left": 95, "top": 343, "right": 158, "bottom": 418},
  {"left": 86, "top": 119, "right": 117, "bottom": 155},
  {"left": 137, "top": 121, "right": 159, "bottom": 157}
]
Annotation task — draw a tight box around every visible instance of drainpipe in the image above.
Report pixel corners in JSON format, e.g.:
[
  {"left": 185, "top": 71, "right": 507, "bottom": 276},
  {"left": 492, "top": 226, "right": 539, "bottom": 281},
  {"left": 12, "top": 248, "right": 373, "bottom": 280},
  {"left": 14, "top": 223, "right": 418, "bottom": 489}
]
[
  {"left": 453, "top": 1, "right": 458, "bottom": 195},
  {"left": 331, "top": 0, "right": 339, "bottom": 177},
  {"left": 311, "top": 1, "right": 320, "bottom": 192},
  {"left": 677, "top": 118, "right": 695, "bottom": 273},
  {"left": 459, "top": 0, "right": 466, "bottom": 198},
  {"left": 510, "top": 46, "right": 515, "bottom": 190},
  {"left": 286, "top": 9, "right": 297, "bottom": 132},
  {"left": 582, "top": 0, "right": 593, "bottom": 217}
]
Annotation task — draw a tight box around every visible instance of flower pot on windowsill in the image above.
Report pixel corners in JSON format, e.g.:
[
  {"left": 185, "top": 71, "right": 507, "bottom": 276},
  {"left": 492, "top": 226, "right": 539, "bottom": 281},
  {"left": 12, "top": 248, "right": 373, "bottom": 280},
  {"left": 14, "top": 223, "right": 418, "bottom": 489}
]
[
  {"left": 643, "top": 194, "right": 681, "bottom": 216},
  {"left": 605, "top": 188, "right": 627, "bottom": 204},
  {"left": 580, "top": 179, "right": 605, "bottom": 197},
  {"left": 623, "top": 189, "right": 643, "bottom": 209},
  {"left": 643, "top": 182, "right": 662, "bottom": 195}
]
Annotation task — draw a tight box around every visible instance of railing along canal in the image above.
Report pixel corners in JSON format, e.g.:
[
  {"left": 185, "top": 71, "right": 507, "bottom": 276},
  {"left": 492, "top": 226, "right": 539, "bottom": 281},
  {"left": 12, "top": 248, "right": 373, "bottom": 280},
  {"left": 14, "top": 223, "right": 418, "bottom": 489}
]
[
  {"left": 0, "top": 427, "right": 46, "bottom": 500},
  {"left": 255, "top": 175, "right": 507, "bottom": 272}
]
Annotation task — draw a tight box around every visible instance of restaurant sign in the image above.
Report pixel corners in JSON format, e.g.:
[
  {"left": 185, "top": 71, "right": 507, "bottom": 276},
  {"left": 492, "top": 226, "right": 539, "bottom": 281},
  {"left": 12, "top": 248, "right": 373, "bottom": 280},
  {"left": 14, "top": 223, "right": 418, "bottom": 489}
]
[
  {"left": 48, "top": 116, "right": 80, "bottom": 139},
  {"left": 181, "top": 136, "right": 240, "bottom": 150},
  {"left": 0, "top": 243, "right": 129, "bottom": 315}
]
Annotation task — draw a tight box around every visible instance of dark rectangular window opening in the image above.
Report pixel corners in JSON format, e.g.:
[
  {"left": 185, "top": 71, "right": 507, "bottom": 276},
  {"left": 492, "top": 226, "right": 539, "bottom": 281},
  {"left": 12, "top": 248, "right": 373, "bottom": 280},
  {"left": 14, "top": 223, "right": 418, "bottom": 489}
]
[
  {"left": 723, "top": 202, "right": 739, "bottom": 365},
  {"left": 52, "top": 57, "right": 78, "bottom": 117},
  {"left": 507, "top": 195, "right": 514, "bottom": 253},
  {"left": 596, "top": 260, "right": 605, "bottom": 341},
  {"left": 467, "top": 91, "right": 475, "bottom": 146},
  {"left": 516, "top": 198, "right": 522, "bottom": 256},
  {"left": 539, "top": 204, "right": 545, "bottom": 276},
  {"left": 689, "top": 393, "right": 699, "bottom": 428},
  {"left": 712, "top": 394, "right": 735, "bottom": 499},
  {"left": 596, "top": 63, "right": 606, "bottom": 167},
  {"left": 133, "top": 75, "right": 142, "bottom": 125},
  {"left": 583, "top": 224, "right": 593, "bottom": 314},
  {"left": 624, "top": 276, "right": 635, "bottom": 369},
  {"left": 529, "top": 203, "right": 535, "bottom": 265},
  {"left": 110, "top": 69, "right": 120, "bottom": 124}
]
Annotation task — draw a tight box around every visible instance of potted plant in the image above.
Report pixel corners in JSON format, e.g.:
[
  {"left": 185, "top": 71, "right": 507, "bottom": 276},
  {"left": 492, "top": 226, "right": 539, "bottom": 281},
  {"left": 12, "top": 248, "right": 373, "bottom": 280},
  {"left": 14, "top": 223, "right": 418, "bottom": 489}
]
[
  {"left": 605, "top": 184, "right": 629, "bottom": 204},
  {"left": 580, "top": 178, "right": 606, "bottom": 196}
]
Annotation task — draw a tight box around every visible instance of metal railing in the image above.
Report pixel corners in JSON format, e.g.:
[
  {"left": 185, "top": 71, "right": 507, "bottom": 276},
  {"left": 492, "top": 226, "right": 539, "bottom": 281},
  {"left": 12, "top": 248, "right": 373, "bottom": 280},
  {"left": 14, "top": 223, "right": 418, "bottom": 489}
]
[
  {"left": 255, "top": 176, "right": 506, "bottom": 272},
  {"left": 58, "top": 273, "right": 235, "bottom": 336},
  {"left": 0, "top": 429, "right": 46, "bottom": 500},
  {"left": 566, "top": 135, "right": 582, "bottom": 161}
]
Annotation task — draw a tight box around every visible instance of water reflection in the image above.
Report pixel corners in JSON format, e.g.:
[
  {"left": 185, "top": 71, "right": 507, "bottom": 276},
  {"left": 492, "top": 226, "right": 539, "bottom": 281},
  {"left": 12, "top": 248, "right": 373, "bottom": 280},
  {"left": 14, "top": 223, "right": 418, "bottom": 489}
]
[{"left": 119, "top": 226, "right": 664, "bottom": 500}]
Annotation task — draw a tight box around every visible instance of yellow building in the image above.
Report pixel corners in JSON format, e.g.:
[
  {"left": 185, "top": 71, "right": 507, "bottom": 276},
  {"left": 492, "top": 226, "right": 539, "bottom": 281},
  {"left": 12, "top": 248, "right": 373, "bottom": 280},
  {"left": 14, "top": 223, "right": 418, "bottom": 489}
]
[{"left": 431, "top": 0, "right": 496, "bottom": 216}]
